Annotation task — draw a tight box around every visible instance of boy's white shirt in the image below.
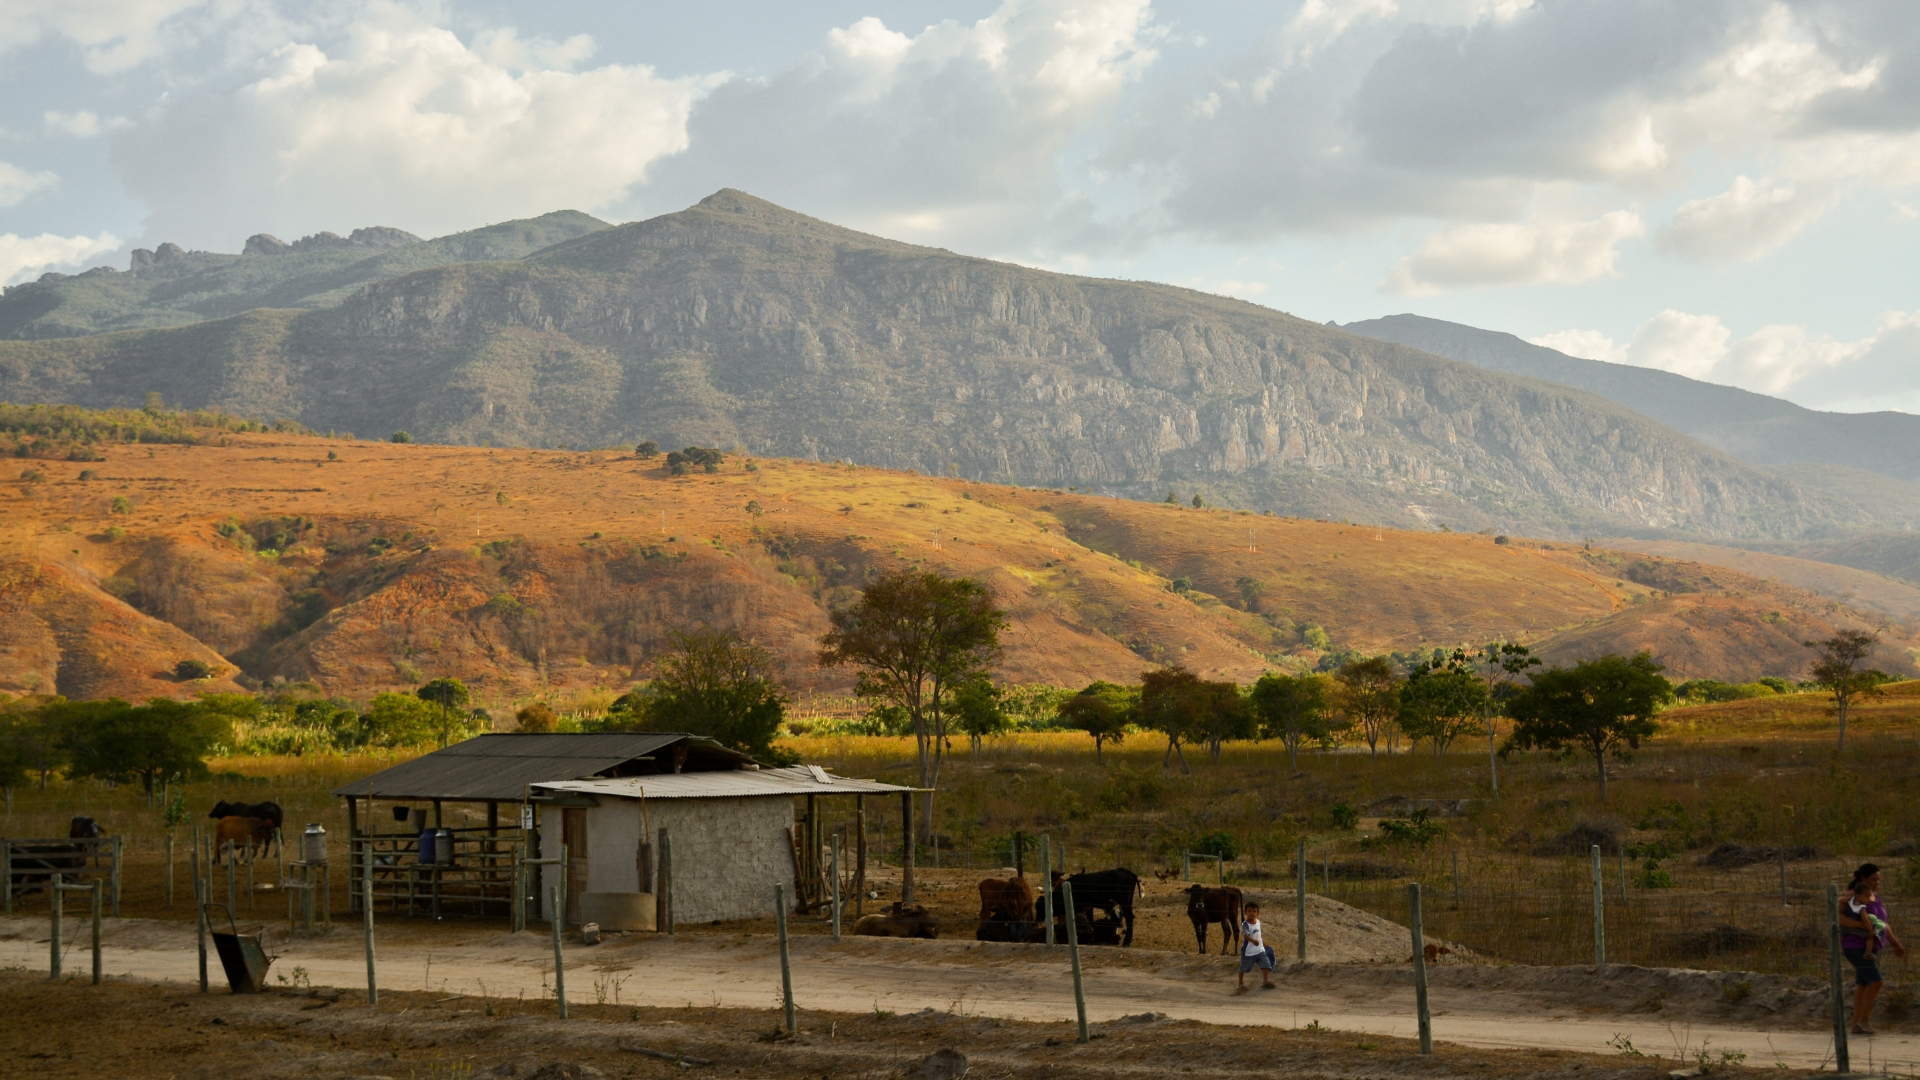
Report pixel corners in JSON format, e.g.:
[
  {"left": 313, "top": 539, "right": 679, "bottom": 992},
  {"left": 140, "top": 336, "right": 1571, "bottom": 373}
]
[{"left": 1242, "top": 917, "right": 1264, "bottom": 955}]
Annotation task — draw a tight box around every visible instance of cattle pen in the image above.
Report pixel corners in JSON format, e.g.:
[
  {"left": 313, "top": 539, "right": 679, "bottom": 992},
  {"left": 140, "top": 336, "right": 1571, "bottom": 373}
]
[{"left": 2, "top": 834, "right": 123, "bottom": 917}]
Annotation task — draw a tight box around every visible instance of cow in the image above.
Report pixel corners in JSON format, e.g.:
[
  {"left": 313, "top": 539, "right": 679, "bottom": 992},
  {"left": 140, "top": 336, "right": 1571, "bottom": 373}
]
[
  {"left": 974, "top": 916, "right": 1047, "bottom": 943},
  {"left": 853, "top": 904, "right": 939, "bottom": 938},
  {"left": 209, "top": 801, "right": 284, "bottom": 852},
  {"left": 1186, "top": 884, "right": 1244, "bottom": 955},
  {"left": 213, "top": 816, "right": 274, "bottom": 862},
  {"left": 977, "top": 876, "right": 1037, "bottom": 925},
  {"left": 1054, "top": 868, "right": 1143, "bottom": 947}
]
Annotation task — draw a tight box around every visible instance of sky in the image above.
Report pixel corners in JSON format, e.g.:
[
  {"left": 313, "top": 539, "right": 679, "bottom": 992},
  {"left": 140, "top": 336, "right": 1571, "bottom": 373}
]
[{"left": 3, "top": 0, "right": 1918, "bottom": 413}]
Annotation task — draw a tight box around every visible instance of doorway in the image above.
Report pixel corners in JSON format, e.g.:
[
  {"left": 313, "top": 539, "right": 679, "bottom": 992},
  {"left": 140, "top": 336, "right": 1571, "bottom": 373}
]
[{"left": 563, "top": 808, "right": 588, "bottom": 925}]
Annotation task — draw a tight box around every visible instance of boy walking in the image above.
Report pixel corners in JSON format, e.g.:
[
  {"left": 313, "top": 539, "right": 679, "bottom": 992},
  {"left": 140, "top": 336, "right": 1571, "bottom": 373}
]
[{"left": 1237, "top": 901, "right": 1278, "bottom": 992}]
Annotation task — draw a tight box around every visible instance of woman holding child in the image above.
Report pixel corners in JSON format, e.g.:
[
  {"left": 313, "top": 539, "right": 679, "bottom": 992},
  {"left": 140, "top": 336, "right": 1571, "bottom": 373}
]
[{"left": 1840, "top": 863, "right": 1906, "bottom": 1035}]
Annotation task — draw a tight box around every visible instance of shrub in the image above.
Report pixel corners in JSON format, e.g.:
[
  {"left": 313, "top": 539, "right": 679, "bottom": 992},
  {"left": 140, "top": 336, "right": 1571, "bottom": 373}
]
[
  {"left": 77, "top": 469, "right": 96, "bottom": 481},
  {"left": 110, "top": 496, "right": 131, "bottom": 514},
  {"left": 1195, "top": 830, "right": 1240, "bottom": 861},
  {"left": 1376, "top": 808, "right": 1445, "bottom": 847},
  {"left": 1494, "top": 535, "right": 1510, "bottom": 545},
  {"left": 174, "top": 658, "right": 214, "bottom": 680},
  {"left": 515, "top": 702, "right": 559, "bottom": 732},
  {"left": 390, "top": 431, "right": 412, "bottom": 444},
  {"left": 635, "top": 440, "right": 659, "bottom": 458},
  {"left": 1328, "top": 801, "right": 1360, "bottom": 830}
]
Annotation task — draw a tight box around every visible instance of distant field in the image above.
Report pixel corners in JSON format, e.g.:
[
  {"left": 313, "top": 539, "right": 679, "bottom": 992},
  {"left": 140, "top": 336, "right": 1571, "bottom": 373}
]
[{"left": 2, "top": 429, "right": 1908, "bottom": 706}]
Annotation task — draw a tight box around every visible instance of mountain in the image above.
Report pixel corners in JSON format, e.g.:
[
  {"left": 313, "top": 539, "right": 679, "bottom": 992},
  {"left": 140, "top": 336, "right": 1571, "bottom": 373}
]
[
  {"left": 0, "top": 210, "right": 610, "bottom": 340},
  {"left": 1340, "top": 314, "right": 1920, "bottom": 486},
  {"left": 4, "top": 422, "right": 1904, "bottom": 702},
  {"left": 0, "top": 190, "right": 1911, "bottom": 542}
]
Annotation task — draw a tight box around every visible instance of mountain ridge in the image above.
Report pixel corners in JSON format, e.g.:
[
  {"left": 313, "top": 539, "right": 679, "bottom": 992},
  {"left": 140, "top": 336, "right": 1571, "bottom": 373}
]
[{"left": 0, "top": 190, "right": 1909, "bottom": 542}]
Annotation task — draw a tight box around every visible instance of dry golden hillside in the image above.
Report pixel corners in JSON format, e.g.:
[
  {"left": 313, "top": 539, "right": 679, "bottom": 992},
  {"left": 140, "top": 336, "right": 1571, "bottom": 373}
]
[{"left": 0, "top": 430, "right": 1907, "bottom": 705}]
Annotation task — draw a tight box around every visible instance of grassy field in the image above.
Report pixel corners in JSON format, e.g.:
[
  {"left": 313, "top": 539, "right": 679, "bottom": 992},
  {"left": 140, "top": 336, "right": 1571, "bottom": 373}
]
[{"left": 7, "top": 697, "right": 1916, "bottom": 985}]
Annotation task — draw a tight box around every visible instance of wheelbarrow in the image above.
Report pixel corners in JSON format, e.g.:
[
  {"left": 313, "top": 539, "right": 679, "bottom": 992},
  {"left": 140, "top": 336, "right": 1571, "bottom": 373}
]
[{"left": 203, "top": 902, "right": 274, "bottom": 993}]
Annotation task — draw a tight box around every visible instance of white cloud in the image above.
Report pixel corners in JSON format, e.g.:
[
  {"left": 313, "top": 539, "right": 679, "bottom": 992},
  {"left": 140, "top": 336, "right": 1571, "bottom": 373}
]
[
  {"left": 43, "top": 110, "right": 130, "bottom": 138},
  {"left": 1655, "top": 175, "right": 1830, "bottom": 262},
  {"left": 0, "top": 231, "right": 121, "bottom": 286},
  {"left": 641, "top": 0, "right": 1160, "bottom": 251},
  {"left": 110, "top": 6, "right": 707, "bottom": 245},
  {"left": 1530, "top": 307, "right": 1920, "bottom": 411},
  {"left": 1383, "top": 210, "right": 1644, "bottom": 295},
  {"left": 0, "top": 161, "right": 59, "bottom": 207},
  {"left": 0, "top": 0, "right": 209, "bottom": 74}
]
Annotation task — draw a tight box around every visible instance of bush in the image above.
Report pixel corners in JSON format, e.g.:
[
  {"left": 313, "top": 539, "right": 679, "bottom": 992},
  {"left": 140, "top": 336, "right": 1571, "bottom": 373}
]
[
  {"left": 635, "top": 440, "right": 659, "bottom": 458},
  {"left": 390, "top": 431, "right": 412, "bottom": 444},
  {"left": 516, "top": 702, "right": 558, "bottom": 732},
  {"left": 1376, "top": 808, "right": 1445, "bottom": 847},
  {"left": 1195, "top": 830, "right": 1240, "bottom": 861},
  {"left": 1328, "top": 801, "right": 1359, "bottom": 830},
  {"left": 174, "top": 658, "right": 214, "bottom": 680}
]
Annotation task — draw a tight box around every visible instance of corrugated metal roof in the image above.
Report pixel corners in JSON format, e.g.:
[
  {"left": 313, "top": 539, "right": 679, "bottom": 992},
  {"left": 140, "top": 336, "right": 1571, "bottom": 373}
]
[
  {"left": 534, "top": 766, "right": 923, "bottom": 801},
  {"left": 329, "top": 732, "right": 758, "bottom": 802}
]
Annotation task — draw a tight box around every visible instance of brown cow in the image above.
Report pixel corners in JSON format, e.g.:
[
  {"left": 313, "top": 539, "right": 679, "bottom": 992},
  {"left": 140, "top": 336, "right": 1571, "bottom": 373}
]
[
  {"left": 214, "top": 816, "right": 273, "bottom": 861},
  {"left": 977, "top": 876, "right": 1037, "bottom": 924},
  {"left": 853, "top": 904, "right": 939, "bottom": 938},
  {"left": 1186, "top": 884, "right": 1244, "bottom": 955}
]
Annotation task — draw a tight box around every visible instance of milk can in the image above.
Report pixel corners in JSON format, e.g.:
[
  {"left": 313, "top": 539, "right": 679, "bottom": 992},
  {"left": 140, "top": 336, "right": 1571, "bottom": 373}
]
[
  {"left": 301, "top": 822, "right": 328, "bottom": 864},
  {"left": 433, "top": 827, "right": 455, "bottom": 866}
]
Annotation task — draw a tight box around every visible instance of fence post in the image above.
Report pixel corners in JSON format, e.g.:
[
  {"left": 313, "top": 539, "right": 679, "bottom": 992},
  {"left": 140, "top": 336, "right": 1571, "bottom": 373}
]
[
  {"left": 1296, "top": 839, "right": 1307, "bottom": 962},
  {"left": 111, "top": 835, "right": 122, "bottom": 917},
  {"left": 660, "top": 831, "right": 674, "bottom": 935},
  {"left": 225, "top": 841, "right": 236, "bottom": 910},
  {"left": 550, "top": 886, "right": 567, "bottom": 1019},
  {"left": 1590, "top": 844, "right": 1606, "bottom": 967},
  {"left": 777, "top": 883, "right": 796, "bottom": 1033},
  {"left": 90, "top": 880, "right": 102, "bottom": 985},
  {"left": 165, "top": 832, "right": 174, "bottom": 908},
  {"left": 1322, "top": 849, "right": 1329, "bottom": 895},
  {"left": 191, "top": 846, "right": 207, "bottom": 993},
  {"left": 364, "top": 843, "right": 378, "bottom": 1007},
  {"left": 1408, "top": 882, "right": 1431, "bottom": 1054},
  {"left": 1451, "top": 850, "right": 1461, "bottom": 905},
  {"left": 3, "top": 839, "right": 11, "bottom": 915},
  {"left": 1779, "top": 849, "right": 1788, "bottom": 907},
  {"left": 830, "top": 839, "right": 842, "bottom": 943},
  {"left": 1829, "top": 883, "right": 1849, "bottom": 1074},
  {"left": 1041, "top": 834, "right": 1055, "bottom": 946},
  {"left": 1620, "top": 848, "right": 1628, "bottom": 905},
  {"left": 1064, "top": 880, "right": 1089, "bottom": 1044},
  {"left": 1182, "top": 852, "right": 1190, "bottom": 882},
  {"left": 49, "top": 872, "right": 62, "bottom": 980}
]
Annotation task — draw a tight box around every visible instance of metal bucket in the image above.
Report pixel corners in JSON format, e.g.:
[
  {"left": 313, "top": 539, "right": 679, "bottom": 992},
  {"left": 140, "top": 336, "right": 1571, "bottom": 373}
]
[
  {"left": 433, "top": 827, "right": 455, "bottom": 866},
  {"left": 204, "top": 903, "right": 273, "bottom": 993},
  {"left": 301, "top": 823, "right": 327, "bottom": 864}
]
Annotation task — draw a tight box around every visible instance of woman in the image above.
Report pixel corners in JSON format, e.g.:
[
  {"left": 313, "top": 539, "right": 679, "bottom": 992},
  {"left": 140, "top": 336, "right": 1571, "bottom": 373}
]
[{"left": 1839, "top": 863, "right": 1906, "bottom": 1035}]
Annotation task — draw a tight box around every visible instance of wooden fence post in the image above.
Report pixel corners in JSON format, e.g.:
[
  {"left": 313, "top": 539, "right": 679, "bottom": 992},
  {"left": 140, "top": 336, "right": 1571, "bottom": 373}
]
[
  {"left": 900, "top": 792, "right": 914, "bottom": 905},
  {"left": 1829, "top": 883, "right": 1849, "bottom": 1074},
  {"left": 1041, "top": 834, "right": 1055, "bottom": 946},
  {"left": 1064, "top": 880, "right": 1089, "bottom": 1044},
  {"left": 854, "top": 795, "right": 866, "bottom": 918},
  {"left": 49, "top": 872, "right": 62, "bottom": 980},
  {"left": 1590, "top": 845, "right": 1606, "bottom": 967},
  {"left": 111, "top": 835, "right": 122, "bottom": 917},
  {"left": 90, "top": 880, "right": 102, "bottom": 985},
  {"left": 777, "top": 883, "right": 796, "bottom": 1033},
  {"left": 364, "top": 842, "right": 378, "bottom": 1007},
  {"left": 1295, "top": 839, "right": 1307, "bottom": 962},
  {"left": 551, "top": 885, "right": 567, "bottom": 1019},
  {"left": 1408, "top": 882, "right": 1431, "bottom": 1054},
  {"left": 830, "top": 839, "right": 842, "bottom": 943},
  {"left": 165, "top": 832, "right": 174, "bottom": 908},
  {"left": 3, "top": 839, "right": 11, "bottom": 915},
  {"left": 191, "top": 845, "right": 207, "bottom": 993}
]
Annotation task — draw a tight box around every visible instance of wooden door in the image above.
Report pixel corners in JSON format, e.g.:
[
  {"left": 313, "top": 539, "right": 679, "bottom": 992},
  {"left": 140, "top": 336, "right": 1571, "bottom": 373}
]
[{"left": 563, "top": 808, "right": 588, "bottom": 925}]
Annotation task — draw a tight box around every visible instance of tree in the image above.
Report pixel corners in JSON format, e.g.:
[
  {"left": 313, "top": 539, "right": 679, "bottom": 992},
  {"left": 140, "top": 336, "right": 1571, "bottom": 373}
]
[
  {"left": 53, "top": 698, "right": 232, "bottom": 796},
  {"left": 390, "top": 431, "right": 412, "bottom": 443},
  {"left": 0, "top": 696, "right": 65, "bottom": 789},
  {"left": 1805, "top": 629, "right": 1881, "bottom": 752},
  {"left": 1235, "top": 577, "right": 1265, "bottom": 610},
  {"left": 516, "top": 701, "right": 559, "bottom": 732},
  {"left": 1397, "top": 655, "right": 1489, "bottom": 757},
  {"left": 948, "top": 678, "right": 1012, "bottom": 756},
  {"left": 415, "top": 677, "right": 472, "bottom": 747},
  {"left": 642, "top": 628, "right": 792, "bottom": 762},
  {"left": 635, "top": 440, "right": 660, "bottom": 458},
  {"left": 818, "top": 572, "right": 1004, "bottom": 838},
  {"left": 174, "top": 658, "right": 213, "bottom": 680},
  {"left": 1504, "top": 653, "right": 1672, "bottom": 801},
  {"left": 1138, "top": 666, "right": 1242, "bottom": 772},
  {"left": 1057, "top": 681, "right": 1135, "bottom": 764},
  {"left": 1466, "top": 642, "right": 1538, "bottom": 797},
  {"left": 362, "top": 693, "right": 439, "bottom": 747},
  {"left": 1335, "top": 656, "right": 1401, "bottom": 757},
  {"left": 1249, "top": 671, "right": 1335, "bottom": 769}
]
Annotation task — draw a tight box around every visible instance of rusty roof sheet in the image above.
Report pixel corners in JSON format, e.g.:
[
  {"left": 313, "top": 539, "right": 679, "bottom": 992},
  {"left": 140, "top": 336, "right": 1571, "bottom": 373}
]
[
  {"left": 329, "top": 732, "right": 758, "bottom": 802},
  {"left": 534, "top": 766, "right": 923, "bottom": 800}
]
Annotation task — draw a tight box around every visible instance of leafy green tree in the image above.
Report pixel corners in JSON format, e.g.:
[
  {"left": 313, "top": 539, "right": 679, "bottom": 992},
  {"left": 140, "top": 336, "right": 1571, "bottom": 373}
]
[
  {"left": 635, "top": 440, "right": 660, "bottom": 458},
  {"left": 1335, "top": 656, "right": 1401, "bottom": 757},
  {"left": 1504, "top": 653, "right": 1672, "bottom": 801},
  {"left": 362, "top": 693, "right": 439, "bottom": 747},
  {"left": 0, "top": 697, "right": 64, "bottom": 790},
  {"left": 174, "top": 658, "right": 213, "bottom": 680},
  {"left": 390, "top": 431, "right": 412, "bottom": 443},
  {"left": 818, "top": 571, "right": 1005, "bottom": 837},
  {"left": 1138, "top": 666, "right": 1243, "bottom": 772},
  {"left": 1466, "top": 642, "right": 1539, "bottom": 797},
  {"left": 947, "top": 678, "right": 1012, "bottom": 756},
  {"left": 1805, "top": 629, "right": 1882, "bottom": 752},
  {"left": 639, "top": 628, "right": 792, "bottom": 762},
  {"left": 1397, "top": 653, "right": 1489, "bottom": 757},
  {"left": 53, "top": 698, "right": 232, "bottom": 796},
  {"left": 1249, "top": 671, "right": 1335, "bottom": 769},
  {"left": 1235, "top": 576, "right": 1265, "bottom": 610},
  {"left": 415, "top": 677, "right": 473, "bottom": 747},
  {"left": 1057, "top": 681, "right": 1135, "bottom": 764}
]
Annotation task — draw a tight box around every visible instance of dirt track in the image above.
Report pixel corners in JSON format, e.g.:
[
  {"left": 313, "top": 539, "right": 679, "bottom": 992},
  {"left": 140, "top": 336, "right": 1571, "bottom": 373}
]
[{"left": 3, "top": 908, "right": 1913, "bottom": 1075}]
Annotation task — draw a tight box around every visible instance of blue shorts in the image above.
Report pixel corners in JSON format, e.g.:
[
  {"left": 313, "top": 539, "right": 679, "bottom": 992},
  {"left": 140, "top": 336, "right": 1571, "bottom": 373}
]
[
  {"left": 1239, "top": 946, "right": 1276, "bottom": 973},
  {"left": 1844, "top": 946, "right": 1882, "bottom": 987}
]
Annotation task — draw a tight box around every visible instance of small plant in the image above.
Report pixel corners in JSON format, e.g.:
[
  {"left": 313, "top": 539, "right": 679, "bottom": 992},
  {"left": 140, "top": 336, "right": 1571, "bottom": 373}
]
[
  {"left": 77, "top": 469, "right": 96, "bottom": 481},
  {"left": 326, "top": 450, "right": 337, "bottom": 460},
  {"left": 745, "top": 500, "right": 762, "bottom": 515},
  {"left": 103, "top": 525, "right": 127, "bottom": 542},
  {"left": 110, "top": 495, "right": 131, "bottom": 514},
  {"left": 1328, "top": 802, "right": 1359, "bottom": 830},
  {"left": 174, "top": 658, "right": 213, "bottom": 680},
  {"left": 1494, "top": 535, "right": 1510, "bottom": 545},
  {"left": 367, "top": 537, "right": 392, "bottom": 554},
  {"left": 1606, "top": 1033, "right": 1643, "bottom": 1056},
  {"left": 1195, "top": 830, "right": 1240, "bottom": 861},
  {"left": 495, "top": 491, "right": 509, "bottom": 505},
  {"left": 1721, "top": 980, "right": 1752, "bottom": 1004},
  {"left": 1376, "top": 808, "right": 1446, "bottom": 847}
]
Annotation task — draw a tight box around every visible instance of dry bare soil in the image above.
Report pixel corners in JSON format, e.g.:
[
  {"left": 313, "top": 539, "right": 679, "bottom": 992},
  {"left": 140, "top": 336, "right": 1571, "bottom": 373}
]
[{"left": 3, "top": 432, "right": 1911, "bottom": 705}]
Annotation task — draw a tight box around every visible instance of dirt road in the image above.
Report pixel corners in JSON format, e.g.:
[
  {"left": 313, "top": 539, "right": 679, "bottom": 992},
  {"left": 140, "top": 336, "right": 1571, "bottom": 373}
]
[{"left": 3, "top": 912, "right": 1911, "bottom": 1073}]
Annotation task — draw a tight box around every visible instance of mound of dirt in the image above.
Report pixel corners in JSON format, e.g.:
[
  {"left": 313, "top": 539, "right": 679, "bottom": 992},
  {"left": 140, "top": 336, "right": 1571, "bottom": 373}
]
[
  {"left": 1697, "top": 842, "right": 1819, "bottom": 868},
  {"left": 1530, "top": 821, "right": 1623, "bottom": 856}
]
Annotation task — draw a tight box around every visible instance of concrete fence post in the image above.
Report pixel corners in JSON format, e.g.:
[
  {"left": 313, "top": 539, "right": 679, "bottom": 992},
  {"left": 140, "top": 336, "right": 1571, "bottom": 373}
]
[
  {"left": 777, "top": 882, "right": 796, "bottom": 1033},
  {"left": 1590, "top": 844, "right": 1606, "bottom": 967},
  {"left": 1408, "top": 882, "right": 1431, "bottom": 1054},
  {"left": 550, "top": 886, "right": 567, "bottom": 1019}
]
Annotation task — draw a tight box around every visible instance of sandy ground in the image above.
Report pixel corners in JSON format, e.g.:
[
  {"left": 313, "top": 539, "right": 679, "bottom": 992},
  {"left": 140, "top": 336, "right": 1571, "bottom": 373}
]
[{"left": 4, "top": 897, "right": 1912, "bottom": 1075}]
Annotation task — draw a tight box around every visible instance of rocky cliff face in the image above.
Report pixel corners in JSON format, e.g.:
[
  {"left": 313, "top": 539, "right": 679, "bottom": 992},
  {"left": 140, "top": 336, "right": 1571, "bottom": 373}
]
[{"left": 0, "top": 191, "right": 1882, "bottom": 540}]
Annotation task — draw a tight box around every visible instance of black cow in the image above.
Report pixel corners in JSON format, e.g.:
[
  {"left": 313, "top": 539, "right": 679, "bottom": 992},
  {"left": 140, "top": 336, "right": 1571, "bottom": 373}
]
[
  {"left": 210, "top": 800, "right": 284, "bottom": 852},
  {"left": 1054, "top": 868, "right": 1142, "bottom": 947}
]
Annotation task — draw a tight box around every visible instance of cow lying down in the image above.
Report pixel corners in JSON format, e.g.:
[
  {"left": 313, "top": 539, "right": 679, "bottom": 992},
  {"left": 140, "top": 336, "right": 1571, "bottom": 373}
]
[
  {"left": 852, "top": 904, "right": 939, "bottom": 938},
  {"left": 976, "top": 911, "right": 1123, "bottom": 946}
]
